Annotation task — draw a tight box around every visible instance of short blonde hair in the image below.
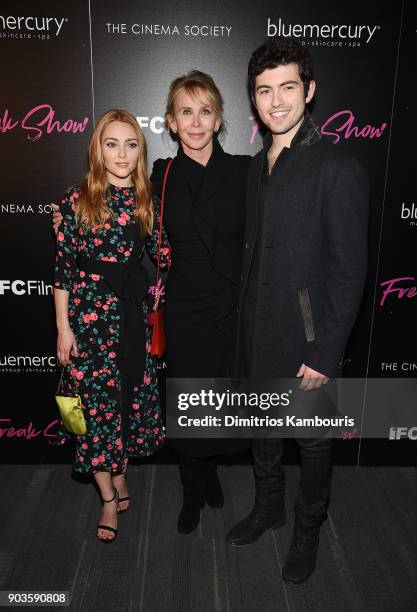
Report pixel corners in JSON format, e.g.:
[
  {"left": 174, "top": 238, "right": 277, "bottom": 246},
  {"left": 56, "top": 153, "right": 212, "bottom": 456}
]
[{"left": 165, "top": 70, "right": 225, "bottom": 136}]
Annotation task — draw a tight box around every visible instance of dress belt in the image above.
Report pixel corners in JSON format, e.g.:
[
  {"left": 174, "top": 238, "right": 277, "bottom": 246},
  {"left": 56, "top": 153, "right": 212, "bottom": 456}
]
[
  {"left": 76, "top": 253, "right": 150, "bottom": 381},
  {"left": 76, "top": 254, "right": 128, "bottom": 277},
  {"left": 76, "top": 253, "right": 149, "bottom": 304}
]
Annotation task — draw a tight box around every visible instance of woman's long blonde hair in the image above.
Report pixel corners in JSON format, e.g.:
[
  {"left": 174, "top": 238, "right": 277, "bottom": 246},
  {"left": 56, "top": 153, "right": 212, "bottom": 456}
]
[{"left": 75, "top": 109, "right": 153, "bottom": 235}]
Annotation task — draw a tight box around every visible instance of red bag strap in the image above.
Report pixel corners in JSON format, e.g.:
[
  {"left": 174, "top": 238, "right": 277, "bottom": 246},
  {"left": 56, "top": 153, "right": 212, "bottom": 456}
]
[{"left": 156, "top": 158, "right": 173, "bottom": 281}]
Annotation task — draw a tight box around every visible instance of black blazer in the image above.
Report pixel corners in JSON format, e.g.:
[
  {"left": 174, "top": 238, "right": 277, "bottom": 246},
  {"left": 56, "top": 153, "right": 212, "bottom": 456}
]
[
  {"left": 151, "top": 139, "right": 250, "bottom": 335},
  {"left": 238, "top": 114, "right": 369, "bottom": 377}
]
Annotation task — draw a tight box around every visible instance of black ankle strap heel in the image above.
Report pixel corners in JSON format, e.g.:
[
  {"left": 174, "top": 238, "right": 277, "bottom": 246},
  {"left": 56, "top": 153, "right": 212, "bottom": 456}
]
[{"left": 97, "top": 488, "right": 119, "bottom": 543}]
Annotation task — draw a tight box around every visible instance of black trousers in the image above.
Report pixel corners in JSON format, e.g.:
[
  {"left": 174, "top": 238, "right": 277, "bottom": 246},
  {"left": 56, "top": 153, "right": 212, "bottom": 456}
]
[{"left": 253, "top": 437, "right": 333, "bottom": 535}]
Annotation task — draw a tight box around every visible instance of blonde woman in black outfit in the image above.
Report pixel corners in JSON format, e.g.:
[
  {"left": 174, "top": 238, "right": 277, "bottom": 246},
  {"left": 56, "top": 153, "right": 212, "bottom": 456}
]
[{"left": 151, "top": 71, "right": 250, "bottom": 533}]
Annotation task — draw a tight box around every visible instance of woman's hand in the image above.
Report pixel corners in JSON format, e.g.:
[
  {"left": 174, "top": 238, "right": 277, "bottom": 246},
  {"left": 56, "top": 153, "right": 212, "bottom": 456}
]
[
  {"left": 51, "top": 203, "right": 63, "bottom": 235},
  {"left": 57, "top": 326, "right": 78, "bottom": 365}
]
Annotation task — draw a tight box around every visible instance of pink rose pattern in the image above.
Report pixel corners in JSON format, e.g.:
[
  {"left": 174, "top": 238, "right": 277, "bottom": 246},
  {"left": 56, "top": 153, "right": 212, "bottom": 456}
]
[{"left": 53, "top": 185, "right": 169, "bottom": 474}]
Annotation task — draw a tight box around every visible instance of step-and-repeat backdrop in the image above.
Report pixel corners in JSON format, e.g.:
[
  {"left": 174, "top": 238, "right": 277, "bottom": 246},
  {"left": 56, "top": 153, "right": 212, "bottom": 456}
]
[{"left": 1, "top": 1, "right": 415, "bottom": 464}]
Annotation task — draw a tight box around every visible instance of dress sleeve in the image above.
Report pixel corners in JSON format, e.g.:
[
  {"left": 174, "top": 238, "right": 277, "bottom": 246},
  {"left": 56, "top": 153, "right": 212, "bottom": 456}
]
[
  {"left": 146, "top": 195, "right": 170, "bottom": 270},
  {"left": 149, "top": 157, "right": 167, "bottom": 199},
  {"left": 53, "top": 187, "right": 80, "bottom": 291}
]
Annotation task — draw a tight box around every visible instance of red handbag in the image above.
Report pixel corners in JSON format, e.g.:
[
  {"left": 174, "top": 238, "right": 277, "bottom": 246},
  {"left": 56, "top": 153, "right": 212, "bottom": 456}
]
[
  {"left": 148, "top": 307, "right": 166, "bottom": 357},
  {"left": 148, "top": 158, "right": 173, "bottom": 357}
]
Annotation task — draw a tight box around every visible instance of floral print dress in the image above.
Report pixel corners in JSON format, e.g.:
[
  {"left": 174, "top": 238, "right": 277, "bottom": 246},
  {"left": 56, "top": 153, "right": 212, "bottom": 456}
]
[{"left": 54, "top": 184, "right": 168, "bottom": 474}]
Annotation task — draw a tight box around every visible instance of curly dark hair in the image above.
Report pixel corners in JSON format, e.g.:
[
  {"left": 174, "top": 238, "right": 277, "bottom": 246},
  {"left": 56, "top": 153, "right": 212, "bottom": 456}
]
[{"left": 248, "top": 38, "right": 314, "bottom": 98}]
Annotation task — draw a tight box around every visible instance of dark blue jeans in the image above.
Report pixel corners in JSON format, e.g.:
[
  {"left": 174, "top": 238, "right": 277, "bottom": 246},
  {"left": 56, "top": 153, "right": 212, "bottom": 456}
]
[{"left": 253, "top": 437, "right": 333, "bottom": 535}]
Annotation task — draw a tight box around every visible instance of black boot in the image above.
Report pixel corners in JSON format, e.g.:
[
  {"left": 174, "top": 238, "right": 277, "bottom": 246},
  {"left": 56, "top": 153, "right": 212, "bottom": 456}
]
[
  {"left": 203, "top": 460, "right": 224, "bottom": 509},
  {"left": 226, "top": 508, "right": 286, "bottom": 546},
  {"left": 281, "top": 437, "right": 332, "bottom": 583},
  {"left": 177, "top": 455, "right": 204, "bottom": 535},
  {"left": 282, "top": 530, "right": 320, "bottom": 585}
]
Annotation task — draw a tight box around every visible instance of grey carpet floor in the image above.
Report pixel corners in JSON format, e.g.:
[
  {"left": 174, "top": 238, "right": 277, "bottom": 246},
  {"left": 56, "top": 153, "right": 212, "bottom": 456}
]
[{"left": 0, "top": 465, "right": 416, "bottom": 612}]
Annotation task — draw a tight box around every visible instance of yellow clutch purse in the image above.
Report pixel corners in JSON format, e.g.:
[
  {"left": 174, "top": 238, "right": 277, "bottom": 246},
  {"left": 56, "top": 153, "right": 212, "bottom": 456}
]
[{"left": 55, "top": 367, "right": 87, "bottom": 435}]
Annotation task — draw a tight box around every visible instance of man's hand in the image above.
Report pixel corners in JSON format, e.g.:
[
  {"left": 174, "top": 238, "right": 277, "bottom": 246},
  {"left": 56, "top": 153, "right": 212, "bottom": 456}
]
[
  {"left": 296, "top": 363, "right": 329, "bottom": 391},
  {"left": 51, "top": 203, "right": 63, "bottom": 235}
]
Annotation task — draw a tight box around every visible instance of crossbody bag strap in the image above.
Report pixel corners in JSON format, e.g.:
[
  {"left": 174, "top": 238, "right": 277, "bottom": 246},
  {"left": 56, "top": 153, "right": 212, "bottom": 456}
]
[
  {"left": 156, "top": 158, "right": 173, "bottom": 283},
  {"left": 56, "top": 365, "right": 66, "bottom": 395}
]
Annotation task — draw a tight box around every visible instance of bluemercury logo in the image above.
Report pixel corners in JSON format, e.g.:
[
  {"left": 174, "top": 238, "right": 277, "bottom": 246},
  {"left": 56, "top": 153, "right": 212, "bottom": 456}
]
[
  {"left": 401, "top": 202, "right": 417, "bottom": 226},
  {"left": 0, "top": 203, "right": 54, "bottom": 215},
  {"left": 0, "top": 105, "right": 89, "bottom": 142},
  {"left": 0, "top": 280, "right": 53, "bottom": 296},
  {"left": 0, "top": 355, "right": 57, "bottom": 374},
  {"left": 0, "top": 15, "right": 67, "bottom": 39},
  {"left": 267, "top": 18, "right": 380, "bottom": 45}
]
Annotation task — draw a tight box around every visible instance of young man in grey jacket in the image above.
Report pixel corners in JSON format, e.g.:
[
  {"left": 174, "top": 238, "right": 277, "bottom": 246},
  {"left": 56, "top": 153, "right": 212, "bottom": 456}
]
[{"left": 227, "top": 38, "right": 369, "bottom": 585}]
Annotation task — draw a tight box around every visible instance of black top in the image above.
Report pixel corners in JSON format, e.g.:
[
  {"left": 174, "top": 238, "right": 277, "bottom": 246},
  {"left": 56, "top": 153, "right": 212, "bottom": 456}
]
[
  {"left": 164, "top": 144, "right": 204, "bottom": 241},
  {"left": 151, "top": 139, "right": 251, "bottom": 339},
  {"left": 165, "top": 143, "right": 221, "bottom": 280},
  {"left": 151, "top": 140, "right": 252, "bottom": 455}
]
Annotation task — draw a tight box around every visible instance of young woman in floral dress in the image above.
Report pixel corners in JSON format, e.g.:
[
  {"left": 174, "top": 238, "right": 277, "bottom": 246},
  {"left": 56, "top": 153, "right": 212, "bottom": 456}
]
[{"left": 54, "top": 109, "right": 167, "bottom": 542}]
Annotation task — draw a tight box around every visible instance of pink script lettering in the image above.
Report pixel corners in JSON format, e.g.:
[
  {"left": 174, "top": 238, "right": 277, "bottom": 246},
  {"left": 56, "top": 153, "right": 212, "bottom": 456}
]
[
  {"left": 320, "top": 110, "right": 387, "bottom": 144},
  {"left": 379, "top": 277, "right": 417, "bottom": 306},
  {"left": 249, "top": 110, "right": 387, "bottom": 145},
  {"left": 0, "top": 104, "right": 89, "bottom": 142},
  {"left": 339, "top": 428, "right": 359, "bottom": 440},
  {"left": 0, "top": 418, "right": 59, "bottom": 440},
  {"left": 249, "top": 115, "right": 260, "bottom": 145}
]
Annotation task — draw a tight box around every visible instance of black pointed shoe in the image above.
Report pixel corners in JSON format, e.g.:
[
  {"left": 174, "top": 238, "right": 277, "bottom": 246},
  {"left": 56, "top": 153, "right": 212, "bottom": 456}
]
[
  {"left": 226, "top": 508, "right": 286, "bottom": 546},
  {"left": 282, "top": 533, "right": 319, "bottom": 585},
  {"left": 203, "top": 462, "right": 224, "bottom": 509}
]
